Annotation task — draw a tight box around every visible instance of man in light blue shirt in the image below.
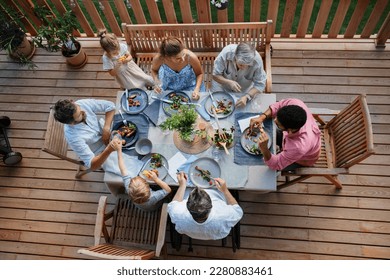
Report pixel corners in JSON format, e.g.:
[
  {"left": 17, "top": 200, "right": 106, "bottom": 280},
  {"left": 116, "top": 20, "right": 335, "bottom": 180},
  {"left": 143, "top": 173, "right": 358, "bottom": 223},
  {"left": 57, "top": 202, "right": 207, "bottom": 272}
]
[{"left": 53, "top": 98, "right": 145, "bottom": 178}]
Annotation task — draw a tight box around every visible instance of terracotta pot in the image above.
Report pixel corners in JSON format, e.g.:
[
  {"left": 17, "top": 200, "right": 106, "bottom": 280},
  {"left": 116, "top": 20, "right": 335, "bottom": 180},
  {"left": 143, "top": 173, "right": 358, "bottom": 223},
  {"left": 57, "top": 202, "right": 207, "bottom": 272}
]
[
  {"left": 62, "top": 41, "right": 88, "bottom": 68},
  {"left": 10, "top": 35, "right": 36, "bottom": 60}
]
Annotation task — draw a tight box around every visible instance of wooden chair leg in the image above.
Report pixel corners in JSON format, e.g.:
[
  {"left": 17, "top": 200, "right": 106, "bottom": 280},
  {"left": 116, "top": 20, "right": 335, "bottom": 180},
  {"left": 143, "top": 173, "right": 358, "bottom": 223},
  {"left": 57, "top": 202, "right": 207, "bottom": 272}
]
[
  {"left": 278, "top": 175, "right": 311, "bottom": 190},
  {"left": 75, "top": 165, "right": 92, "bottom": 178},
  {"left": 325, "top": 175, "right": 343, "bottom": 189}
]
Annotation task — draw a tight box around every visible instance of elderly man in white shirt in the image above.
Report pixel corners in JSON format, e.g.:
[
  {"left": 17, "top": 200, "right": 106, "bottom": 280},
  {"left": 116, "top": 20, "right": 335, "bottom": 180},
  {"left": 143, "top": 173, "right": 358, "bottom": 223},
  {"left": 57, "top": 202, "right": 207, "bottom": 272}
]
[
  {"left": 211, "top": 42, "right": 267, "bottom": 107},
  {"left": 53, "top": 99, "right": 142, "bottom": 176},
  {"left": 167, "top": 172, "right": 243, "bottom": 240}
]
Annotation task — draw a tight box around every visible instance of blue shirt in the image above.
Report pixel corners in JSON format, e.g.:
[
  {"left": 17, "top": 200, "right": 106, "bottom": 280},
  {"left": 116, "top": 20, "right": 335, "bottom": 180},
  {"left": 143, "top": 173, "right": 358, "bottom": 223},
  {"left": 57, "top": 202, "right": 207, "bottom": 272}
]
[{"left": 64, "top": 99, "right": 115, "bottom": 168}]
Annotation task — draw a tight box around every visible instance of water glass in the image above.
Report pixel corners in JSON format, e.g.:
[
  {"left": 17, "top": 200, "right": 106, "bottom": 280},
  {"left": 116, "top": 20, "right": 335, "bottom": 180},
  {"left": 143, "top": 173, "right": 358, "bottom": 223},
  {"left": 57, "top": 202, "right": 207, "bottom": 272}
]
[{"left": 211, "top": 146, "right": 222, "bottom": 162}]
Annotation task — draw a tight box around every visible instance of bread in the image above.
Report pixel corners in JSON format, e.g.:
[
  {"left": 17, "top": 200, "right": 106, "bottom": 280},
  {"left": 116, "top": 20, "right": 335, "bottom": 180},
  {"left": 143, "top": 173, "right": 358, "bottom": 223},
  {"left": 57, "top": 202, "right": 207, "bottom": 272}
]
[{"left": 142, "top": 169, "right": 159, "bottom": 179}]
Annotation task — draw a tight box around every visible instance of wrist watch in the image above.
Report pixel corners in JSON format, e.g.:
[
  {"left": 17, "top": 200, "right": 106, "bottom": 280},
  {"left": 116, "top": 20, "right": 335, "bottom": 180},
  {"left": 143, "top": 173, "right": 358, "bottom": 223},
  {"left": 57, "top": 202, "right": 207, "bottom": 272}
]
[{"left": 245, "top": 94, "right": 252, "bottom": 101}]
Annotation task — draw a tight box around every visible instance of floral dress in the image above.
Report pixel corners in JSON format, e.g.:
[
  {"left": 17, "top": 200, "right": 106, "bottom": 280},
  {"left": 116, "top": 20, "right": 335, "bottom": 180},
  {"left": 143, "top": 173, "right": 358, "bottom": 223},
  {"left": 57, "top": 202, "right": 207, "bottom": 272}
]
[
  {"left": 102, "top": 43, "right": 154, "bottom": 90},
  {"left": 158, "top": 54, "right": 205, "bottom": 92}
]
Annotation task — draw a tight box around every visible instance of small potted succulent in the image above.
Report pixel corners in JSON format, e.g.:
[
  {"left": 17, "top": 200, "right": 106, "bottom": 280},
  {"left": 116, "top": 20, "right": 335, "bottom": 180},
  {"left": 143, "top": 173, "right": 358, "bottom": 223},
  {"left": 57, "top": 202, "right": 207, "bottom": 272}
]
[
  {"left": 210, "top": 0, "right": 229, "bottom": 10},
  {"left": 0, "top": 9, "right": 36, "bottom": 69},
  {"left": 159, "top": 105, "right": 198, "bottom": 142},
  {"left": 33, "top": 5, "right": 87, "bottom": 68}
]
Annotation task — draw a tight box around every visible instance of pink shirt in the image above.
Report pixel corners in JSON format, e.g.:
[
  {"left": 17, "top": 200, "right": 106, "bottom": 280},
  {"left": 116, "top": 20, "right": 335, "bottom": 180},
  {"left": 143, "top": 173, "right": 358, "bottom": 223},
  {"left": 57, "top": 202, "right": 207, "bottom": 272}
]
[{"left": 265, "top": 99, "right": 321, "bottom": 170}]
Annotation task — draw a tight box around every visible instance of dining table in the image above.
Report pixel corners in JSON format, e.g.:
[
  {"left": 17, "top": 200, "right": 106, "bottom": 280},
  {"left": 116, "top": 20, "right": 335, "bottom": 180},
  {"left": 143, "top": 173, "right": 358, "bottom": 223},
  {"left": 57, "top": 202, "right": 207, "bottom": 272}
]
[{"left": 104, "top": 90, "right": 277, "bottom": 196}]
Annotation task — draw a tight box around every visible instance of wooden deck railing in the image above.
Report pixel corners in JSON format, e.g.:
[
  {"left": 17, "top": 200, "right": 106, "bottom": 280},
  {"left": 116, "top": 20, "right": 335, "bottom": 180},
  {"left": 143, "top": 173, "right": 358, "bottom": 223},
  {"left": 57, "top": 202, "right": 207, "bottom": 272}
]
[{"left": 1, "top": 0, "right": 390, "bottom": 46}]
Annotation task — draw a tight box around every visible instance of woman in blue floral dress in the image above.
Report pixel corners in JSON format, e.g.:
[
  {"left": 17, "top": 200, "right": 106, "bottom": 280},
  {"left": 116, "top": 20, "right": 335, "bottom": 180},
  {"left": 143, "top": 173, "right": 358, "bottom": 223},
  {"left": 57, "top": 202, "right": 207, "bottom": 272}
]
[{"left": 151, "top": 36, "right": 205, "bottom": 100}]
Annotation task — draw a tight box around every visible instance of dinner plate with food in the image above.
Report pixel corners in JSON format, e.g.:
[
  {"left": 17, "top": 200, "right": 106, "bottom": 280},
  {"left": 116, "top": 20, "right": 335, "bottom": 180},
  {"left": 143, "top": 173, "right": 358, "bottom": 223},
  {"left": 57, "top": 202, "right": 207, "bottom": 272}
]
[
  {"left": 139, "top": 153, "right": 169, "bottom": 182},
  {"left": 189, "top": 157, "right": 221, "bottom": 188},
  {"left": 161, "top": 91, "right": 191, "bottom": 116},
  {"left": 111, "top": 121, "right": 139, "bottom": 148},
  {"left": 205, "top": 91, "right": 235, "bottom": 119},
  {"left": 240, "top": 127, "right": 272, "bottom": 156},
  {"left": 120, "top": 88, "right": 149, "bottom": 114}
]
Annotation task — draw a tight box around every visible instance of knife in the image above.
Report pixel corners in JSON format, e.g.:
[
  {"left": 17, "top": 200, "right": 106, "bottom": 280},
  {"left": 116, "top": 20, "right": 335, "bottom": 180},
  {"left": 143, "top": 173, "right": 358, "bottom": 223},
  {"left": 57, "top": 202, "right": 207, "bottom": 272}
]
[
  {"left": 151, "top": 96, "right": 201, "bottom": 107},
  {"left": 209, "top": 90, "right": 218, "bottom": 108}
]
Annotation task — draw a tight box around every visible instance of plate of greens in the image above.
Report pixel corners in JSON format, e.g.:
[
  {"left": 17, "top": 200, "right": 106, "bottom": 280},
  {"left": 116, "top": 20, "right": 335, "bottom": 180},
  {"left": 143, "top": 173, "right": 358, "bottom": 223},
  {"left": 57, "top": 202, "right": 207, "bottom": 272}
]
[
  {"left": 189, "top": 157, "right": 221, "bottom": 188},
  {"left": 162, "top": 91, "right": 191, "bottom": 116},
  {"left": 240, "top": 127, "right": 272, "bottom": 156}
]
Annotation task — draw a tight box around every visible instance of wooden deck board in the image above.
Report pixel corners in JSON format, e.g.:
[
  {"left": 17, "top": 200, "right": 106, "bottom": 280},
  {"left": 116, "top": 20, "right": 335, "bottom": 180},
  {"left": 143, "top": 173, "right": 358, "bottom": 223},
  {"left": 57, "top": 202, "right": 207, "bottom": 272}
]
[{"left": 0, "top": 39, "right": 389, "bottom": 260}]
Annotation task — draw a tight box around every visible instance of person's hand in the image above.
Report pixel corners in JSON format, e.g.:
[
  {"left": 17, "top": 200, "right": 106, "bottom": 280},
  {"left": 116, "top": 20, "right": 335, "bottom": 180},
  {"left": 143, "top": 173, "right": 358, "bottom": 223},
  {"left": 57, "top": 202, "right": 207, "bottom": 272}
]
[
  {"left": 123, "top": 53, "right": 132, "bottom": 63},
  {"left": 192, "top": 89, "right": 200, "bottom": 100},
  {"left": 226, "top": 80, "right": 241, "bottom": 92},
  {"left": 214, "top": 178, "right": 228, "bottom": 192},
  {"left": 147, "top": 170, "right": 159, "bottom": 181},
  {"left": 236, "top": 95, "right": 249, "bottom": 108},
  {"left": 109, "top": 136, "right": 122, "bottom": 151},
  {"left": 249, "top": 116, "right": 263, "bottom": 130},
  {"left": 154, "top": 81, "right": 162, "bottom": 94},
  {"left": 258, "top": 128, "right": 269, "bottom": 151},
  {"left": 176, "top": 171, "right": 187, "bottom": 186}
]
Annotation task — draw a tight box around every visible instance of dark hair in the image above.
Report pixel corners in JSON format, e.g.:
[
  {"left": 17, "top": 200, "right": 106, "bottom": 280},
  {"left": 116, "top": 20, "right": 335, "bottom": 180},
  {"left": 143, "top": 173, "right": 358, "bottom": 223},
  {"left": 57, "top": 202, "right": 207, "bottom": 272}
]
[
  {"left": 53, "top": 99, "right": 77, "bottom": 124},
  {"left": 277, "top": 105, "right": 307, "bottom": 130},
  {"left": 159, "top": 36, "right": 184, "bottom": 57},
  {"left": 186, "top": 187, "right": 212, "bottom": 223}
]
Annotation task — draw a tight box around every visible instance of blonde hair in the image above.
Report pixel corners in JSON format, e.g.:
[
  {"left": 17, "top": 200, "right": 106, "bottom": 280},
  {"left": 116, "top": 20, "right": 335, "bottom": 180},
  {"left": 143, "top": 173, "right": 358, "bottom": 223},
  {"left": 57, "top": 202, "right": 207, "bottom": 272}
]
[
  {"left": 128, "top": 176, "right": 151, "bottom": 204},
  {"left": 97, "top": 29, "right": 120, "bottom": 53}
]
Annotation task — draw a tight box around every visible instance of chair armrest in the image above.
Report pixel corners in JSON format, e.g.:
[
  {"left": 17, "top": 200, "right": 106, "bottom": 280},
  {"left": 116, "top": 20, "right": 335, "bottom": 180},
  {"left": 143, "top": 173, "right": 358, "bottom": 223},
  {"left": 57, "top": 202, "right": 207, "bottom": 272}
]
[
  {"left": 309, "top": 108, "right": 340, "bottom": 125},
  {"left": 155, "top": 203, "right": 168, "bottom": 257},
  {"left": 94, "top": 196, "right": 108, "bottom": 246},
  {"left": 264, "top": 44, "right": 272, "bottom": 93}
]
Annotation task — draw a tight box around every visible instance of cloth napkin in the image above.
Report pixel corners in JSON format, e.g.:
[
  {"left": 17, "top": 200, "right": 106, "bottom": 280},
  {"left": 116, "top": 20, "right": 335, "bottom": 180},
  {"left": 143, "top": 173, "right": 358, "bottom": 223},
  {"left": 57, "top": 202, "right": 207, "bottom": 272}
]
[
  {"left": 196, "top": 98, "right": 211, "bottom": 121},
  {"left": 113, "top": 113, "right": 149, "bottom": 157},
  {"left": 142, "top": 99, "right": 161, "bottom": 126},
  {"left": 167, "top": 152, "right": 187, "bottom": 183},
  {"left": 233, "top": 112, "right": 273, "bottom": 166}
]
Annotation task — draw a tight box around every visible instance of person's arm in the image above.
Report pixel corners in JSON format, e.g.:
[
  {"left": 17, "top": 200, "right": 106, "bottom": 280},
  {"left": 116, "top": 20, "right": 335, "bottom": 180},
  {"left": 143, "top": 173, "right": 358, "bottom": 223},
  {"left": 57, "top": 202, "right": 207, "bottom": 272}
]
[
  {"left": 249, "top": 107, "right": 272, "bottom": 130},
  {"left": 188, "top": 51, "right": 204, "bottom": 100},
  {"left": 236, "top": 87, "right": 261, "bottom": 107},
  {"left": 148, "top": 171, "right": 171, "bottom": 193},
  {"left": 258, "top": 128, "right": 272, "bottom": 161},
  {"left": 89, "top": 142, "right": 115, "bottom": 170},
  {"left": 116, "top": 146, "right": 128, "bottom": 176},
  {"left": 151, "top": 54, "right": 163, "bottom": 93},
  {"left": 214, "top": 178, "right": 238, "bottom": 205},
  {"left": 101, "top": 109, "right": 115, "bottom": 145},
  {"left": 172, "top": 172, "right": 187, "bottom": 202}
]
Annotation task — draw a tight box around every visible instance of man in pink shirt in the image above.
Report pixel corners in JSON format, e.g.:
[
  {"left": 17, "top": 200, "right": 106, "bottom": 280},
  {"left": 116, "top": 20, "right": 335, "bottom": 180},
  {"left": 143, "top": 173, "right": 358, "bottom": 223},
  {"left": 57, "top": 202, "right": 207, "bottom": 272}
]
[{"left": 249, "top": 98, "right": 321, "bottom": 171}]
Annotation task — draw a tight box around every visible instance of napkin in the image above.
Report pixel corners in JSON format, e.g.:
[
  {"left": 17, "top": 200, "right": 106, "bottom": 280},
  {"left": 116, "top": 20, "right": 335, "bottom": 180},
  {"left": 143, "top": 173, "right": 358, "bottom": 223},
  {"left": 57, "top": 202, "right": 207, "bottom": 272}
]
[
  {"left": 196, "top": 98, "right": 211, "bottom": 121},
  {"left": 167, "top": 152, "right": 187, "bottom": 183},
  {"left": 237, "top": 116, "right": 253, "bottom": 132},
  {"left": 142, "top": 99, "right": 161, "bottom": 126}
]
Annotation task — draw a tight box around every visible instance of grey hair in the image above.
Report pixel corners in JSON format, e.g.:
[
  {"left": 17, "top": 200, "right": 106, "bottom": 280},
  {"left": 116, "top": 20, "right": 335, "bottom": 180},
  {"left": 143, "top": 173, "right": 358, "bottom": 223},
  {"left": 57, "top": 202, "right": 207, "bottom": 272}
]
[{"left": 235, "top": 42, "right": 256, "bottom": 65}]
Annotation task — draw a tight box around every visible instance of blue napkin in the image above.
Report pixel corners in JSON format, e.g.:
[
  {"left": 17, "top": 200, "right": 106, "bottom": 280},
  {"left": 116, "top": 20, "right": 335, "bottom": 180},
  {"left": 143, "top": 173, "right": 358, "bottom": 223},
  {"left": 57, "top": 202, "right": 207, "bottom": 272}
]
[
  {"left": 233, "top": 112, "right": 273, "bottom": 166},
  {"left": 142, "top": 99, "right": 161, "bottom": 126},
  {"left": 177, "top": 155, "right": 198, "bottom": 186},
  {"left": 196, "top": 98, "right": 211, "bottom": 121},
  {"left": 113, "top": 113, "right": 149, "bottom": 156}
]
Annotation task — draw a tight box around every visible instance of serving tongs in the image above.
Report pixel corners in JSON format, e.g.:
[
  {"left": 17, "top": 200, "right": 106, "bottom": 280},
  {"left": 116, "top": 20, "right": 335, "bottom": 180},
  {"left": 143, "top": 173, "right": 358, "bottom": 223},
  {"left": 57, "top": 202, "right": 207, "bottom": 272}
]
[{"left": 212, "top": 107, "right": 230, "bottom": 155}]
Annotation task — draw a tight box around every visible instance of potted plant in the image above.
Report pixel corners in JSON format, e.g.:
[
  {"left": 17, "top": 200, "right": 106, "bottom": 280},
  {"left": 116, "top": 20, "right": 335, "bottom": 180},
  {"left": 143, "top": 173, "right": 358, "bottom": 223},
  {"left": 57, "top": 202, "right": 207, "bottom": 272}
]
[
  {"left": 33, "top": 6, "right": 87, "bottom": 68},
  {"left": 0, "top": 9, "right": 36, "bottom": 69},
  {"left": 159, "top": 105, "right": 198, "bottom": 142},
  {"left": 210, "top": 0, "right": 229, "bottom": 10}
]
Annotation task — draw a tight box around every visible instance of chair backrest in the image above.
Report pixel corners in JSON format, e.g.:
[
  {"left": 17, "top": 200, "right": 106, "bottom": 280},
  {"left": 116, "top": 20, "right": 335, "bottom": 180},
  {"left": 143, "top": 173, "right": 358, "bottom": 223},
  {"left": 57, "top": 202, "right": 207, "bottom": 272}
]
[
  {"left": 42, "top": 108, "right": 82, "bottom": 165},
  {"left": 326, "top": 95, "right": 375, "bottom": 168},
  {"left": 110, "top": 195, "right": 163, "bottom": 251},
  {"left": 122, "top": 21, "right": 272, "bottom": 55}
]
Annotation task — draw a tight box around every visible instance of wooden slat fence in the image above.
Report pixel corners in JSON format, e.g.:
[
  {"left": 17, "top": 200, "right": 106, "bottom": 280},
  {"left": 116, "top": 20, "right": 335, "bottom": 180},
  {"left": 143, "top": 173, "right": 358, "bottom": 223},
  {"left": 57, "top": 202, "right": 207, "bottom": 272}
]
[{"left": 0, "top": 0, "right": 389, "bottom": 46}]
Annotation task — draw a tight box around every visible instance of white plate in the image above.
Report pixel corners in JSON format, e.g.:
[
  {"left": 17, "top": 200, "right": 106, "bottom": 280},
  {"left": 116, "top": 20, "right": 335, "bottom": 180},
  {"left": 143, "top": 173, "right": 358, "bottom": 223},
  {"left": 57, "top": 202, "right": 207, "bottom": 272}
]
[
  {"left": 139, "top": 153, "right": 169, "bottom": 182},
  {"left": 189, "top": 157, "right": 221, "bottom": 188}
]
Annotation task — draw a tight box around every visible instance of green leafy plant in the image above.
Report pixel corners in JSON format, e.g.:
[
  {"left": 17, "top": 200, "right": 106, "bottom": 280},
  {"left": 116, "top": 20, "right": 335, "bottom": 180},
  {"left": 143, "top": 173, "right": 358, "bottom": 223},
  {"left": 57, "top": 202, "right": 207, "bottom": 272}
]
[
  {"left": 33, "top": 5, "right": 80, "bottom": 57},
  {"left": 159, "top": 105, "right": 198, "bottom": 141},
  {"left": 0, "top": 9, "right": 36, "bottom": 69}
]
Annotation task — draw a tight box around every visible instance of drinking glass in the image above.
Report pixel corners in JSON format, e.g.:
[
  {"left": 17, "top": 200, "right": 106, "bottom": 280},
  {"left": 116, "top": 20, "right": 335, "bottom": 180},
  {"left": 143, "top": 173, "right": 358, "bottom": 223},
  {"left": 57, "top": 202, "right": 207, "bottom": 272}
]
[{"left": 211, "top": 146, "right": 222, "bottom": 162}]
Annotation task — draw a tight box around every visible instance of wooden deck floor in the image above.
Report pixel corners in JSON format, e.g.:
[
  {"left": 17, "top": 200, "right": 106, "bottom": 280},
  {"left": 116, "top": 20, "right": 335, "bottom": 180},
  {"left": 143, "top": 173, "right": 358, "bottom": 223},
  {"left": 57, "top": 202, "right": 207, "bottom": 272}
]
[{"left": 0, "top": 38, "right": 389, "bottom": 260}]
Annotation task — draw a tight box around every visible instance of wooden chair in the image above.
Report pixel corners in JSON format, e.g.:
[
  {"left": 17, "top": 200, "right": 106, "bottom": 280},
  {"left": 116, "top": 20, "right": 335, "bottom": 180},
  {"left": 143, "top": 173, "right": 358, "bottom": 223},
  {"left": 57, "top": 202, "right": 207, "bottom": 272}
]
[
  {"left": 42, "top": 108, "right": 91, "bottom": 178},
  {"left": 278, "top": 95, "right": 375, "bottom": 190},
  {"left": 169, "top": 190, "right": 240, "bottom": 253},
  {"left": 78, "top": 195, "right": 168, "bottom": 260}
]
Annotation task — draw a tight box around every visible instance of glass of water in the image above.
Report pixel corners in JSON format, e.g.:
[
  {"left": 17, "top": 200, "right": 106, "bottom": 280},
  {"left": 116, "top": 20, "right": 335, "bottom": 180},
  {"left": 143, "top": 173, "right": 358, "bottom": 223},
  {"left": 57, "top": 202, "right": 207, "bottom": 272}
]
[{"left": 211, "top": 146, "right": 222, "bottom": 162}]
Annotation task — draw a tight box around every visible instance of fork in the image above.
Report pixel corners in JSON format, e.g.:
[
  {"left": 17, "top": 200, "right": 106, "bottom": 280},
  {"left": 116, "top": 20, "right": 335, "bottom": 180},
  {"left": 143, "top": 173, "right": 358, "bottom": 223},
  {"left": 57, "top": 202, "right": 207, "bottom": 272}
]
[
  {"left": 118, "top": 109, "right": 128, "bottom": 126},
  {"left": 212, "top": 107, "right": 230, "bottom": 155}
]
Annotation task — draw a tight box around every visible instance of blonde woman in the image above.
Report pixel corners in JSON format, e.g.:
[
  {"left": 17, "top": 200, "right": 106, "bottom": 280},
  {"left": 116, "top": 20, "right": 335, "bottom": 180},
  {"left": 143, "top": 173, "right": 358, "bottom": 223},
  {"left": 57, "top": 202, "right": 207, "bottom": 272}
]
[{"left": 98, "top": 29, "right": 154, "bottom": 90}]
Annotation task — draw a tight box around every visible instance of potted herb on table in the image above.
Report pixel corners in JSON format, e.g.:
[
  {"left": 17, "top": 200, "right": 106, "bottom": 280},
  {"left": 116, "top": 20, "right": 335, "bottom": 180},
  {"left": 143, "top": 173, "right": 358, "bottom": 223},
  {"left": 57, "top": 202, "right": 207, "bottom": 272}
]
[
  {"left": 0, "top": 9, "right": 36, "bottom": 69},
  {"left": 159, "top": 105, "right": 198, "bottom": 142},
  {"left": 33, "top": 6, "right": 87, "bottom": 68}
]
